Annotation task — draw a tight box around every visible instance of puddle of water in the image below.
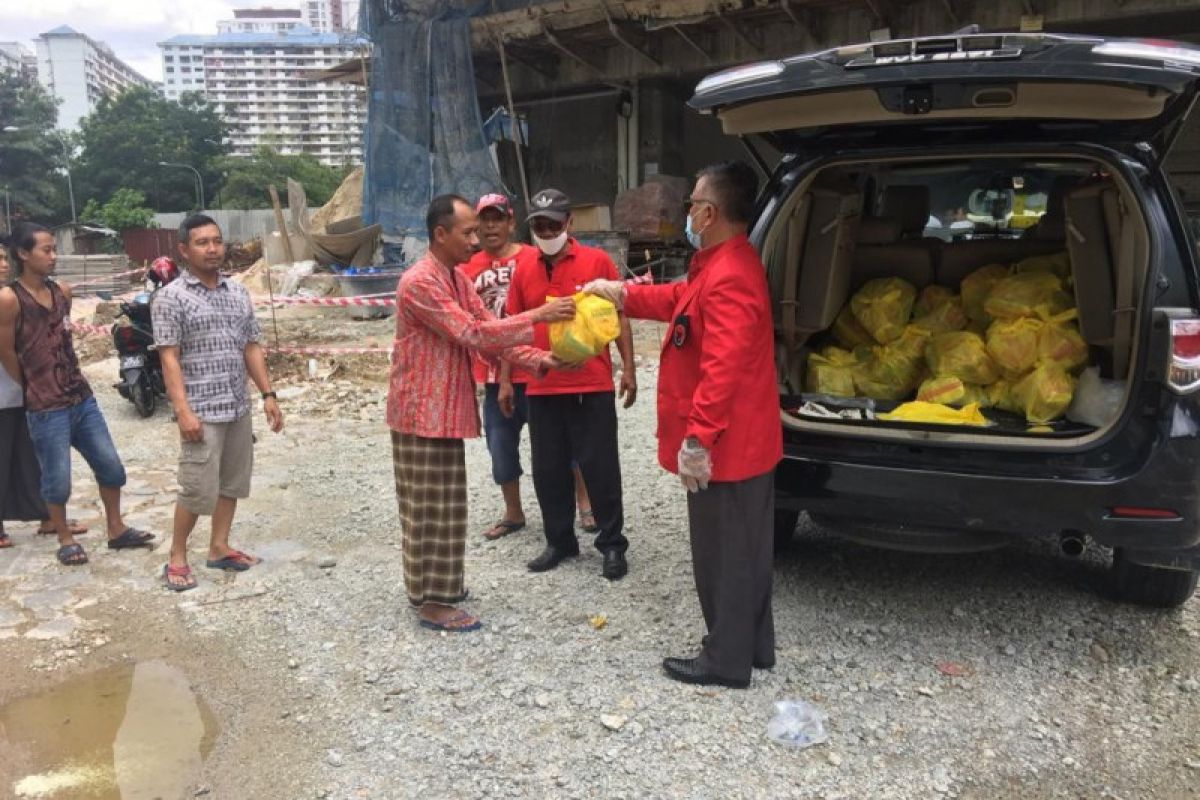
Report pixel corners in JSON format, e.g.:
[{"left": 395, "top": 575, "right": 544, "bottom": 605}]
[{"left": 0, "top": 661, "right": 218, "bottom": 799}]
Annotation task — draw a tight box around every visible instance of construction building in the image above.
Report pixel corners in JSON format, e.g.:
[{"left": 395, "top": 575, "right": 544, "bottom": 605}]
[
  {"left": 34, "top": 25, "right": 154, "bottom": 130},
  {"left": 160, "top": 27, "right": 367, "bottom": 166}
]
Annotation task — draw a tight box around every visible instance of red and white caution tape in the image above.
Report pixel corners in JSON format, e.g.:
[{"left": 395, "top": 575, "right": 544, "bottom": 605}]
[
  {"left": 255, "top": 295, "right": 396, "bottom": 308},
  {"left": 67, "top": 321, "right": 111, "bottom": 336},
  {"left": 270, "top": 345, "right": 391, "bottom": 355}
]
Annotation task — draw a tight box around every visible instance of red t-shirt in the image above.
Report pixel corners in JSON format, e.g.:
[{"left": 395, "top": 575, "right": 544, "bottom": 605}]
[
  {"left": 459, "top": 244, "right": 539, "bottom": 384},
  {"left": 505, "top": 239, "right": 619, "bottom": 396}
]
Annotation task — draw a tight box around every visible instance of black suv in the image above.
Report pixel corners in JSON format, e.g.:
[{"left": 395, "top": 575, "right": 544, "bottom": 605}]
[{"left": 690, "top": 33, "right": 1200, "bottom": 607}]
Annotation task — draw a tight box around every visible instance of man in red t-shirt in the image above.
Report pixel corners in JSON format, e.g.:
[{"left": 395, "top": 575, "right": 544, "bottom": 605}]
[{"left": 506, "top": 188, "right": 637, "bottom": 581}]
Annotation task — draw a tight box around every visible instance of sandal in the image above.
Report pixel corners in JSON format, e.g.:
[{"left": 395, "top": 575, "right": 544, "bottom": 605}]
[
  {"left": 578, "top": 508, "right": 599, "bottom": 533},
  {"left": 0, "top": 532, "right": 12, "bottom": 549},
  {"left": 482, "top": 520, "right": 525, "bottom": 540},
  {"left": 38, "top": 519, "right": 89, "bottom": 536},
  {"left": 56, "top": 543, "right": 88, "bottom": 566},
  {"left": 162, "top": 564, "right": 198, "bottom": 592},
  {"left": 206, "top": 549, "right": 260, "bottom": 571},
  {"left": 107, "top": 528, "right": 156, "bottom": 550},
  {"left": 418, "top": 610, "right": 482, "bottom": 633}
]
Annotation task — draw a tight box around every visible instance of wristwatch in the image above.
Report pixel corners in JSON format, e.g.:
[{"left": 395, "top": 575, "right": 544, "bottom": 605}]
[{"left": 262, "top": 391, "right": 278, "bottom": 401}]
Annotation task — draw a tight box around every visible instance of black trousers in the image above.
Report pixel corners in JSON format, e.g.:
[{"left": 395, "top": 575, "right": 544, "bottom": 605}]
[
  {"left": 0, "top": 407, "right": 48, "bottom": 525},
  {"left": 686, "top": 469, "right": 776, "bottom": 682},
  {"left": 527, "top": 391, "right": 626, "bottom": 555}
]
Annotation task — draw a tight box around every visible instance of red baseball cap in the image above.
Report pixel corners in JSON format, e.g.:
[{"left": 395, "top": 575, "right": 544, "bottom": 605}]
[{"left": 476, "top": 193, "right": 513, "bottom": 215}]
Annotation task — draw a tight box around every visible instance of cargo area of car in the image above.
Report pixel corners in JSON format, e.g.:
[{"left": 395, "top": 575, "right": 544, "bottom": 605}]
[{"left": 766, "top": 153, "right": 1151, "bottom": 446}]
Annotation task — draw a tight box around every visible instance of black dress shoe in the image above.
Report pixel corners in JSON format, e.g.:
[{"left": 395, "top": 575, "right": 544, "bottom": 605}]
[
  {"left": 662, "top": 656, "right": 750, "bottom": 689},
  {"left": 601, "top": 550, "right": 628, "bottom": 581},
  {"left": 527, "top": 546, "right": 578, "bottom": 573}
]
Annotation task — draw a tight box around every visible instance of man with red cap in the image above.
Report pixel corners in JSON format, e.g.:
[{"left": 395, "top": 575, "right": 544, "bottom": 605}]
[{"left": 583, "top": 162, "right": 782, "bottom": 687}]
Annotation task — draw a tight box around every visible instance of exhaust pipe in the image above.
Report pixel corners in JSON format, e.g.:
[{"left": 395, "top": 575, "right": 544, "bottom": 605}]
[{"left": 1058, "top": 531, "right": 1087, "bottom": 558}]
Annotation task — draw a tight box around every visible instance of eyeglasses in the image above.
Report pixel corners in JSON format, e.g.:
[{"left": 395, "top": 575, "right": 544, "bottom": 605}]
[
  {"left": 529, "top": 218, "right": 566, "bottom": 235},
  {"left": 684, "top": 198, "right": 718, "bottom": 214}
]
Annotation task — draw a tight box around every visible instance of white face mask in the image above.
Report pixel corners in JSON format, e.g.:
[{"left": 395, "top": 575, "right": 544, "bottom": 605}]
[{"left": 533, "top": 231, "right": 568, "bottom": 256}]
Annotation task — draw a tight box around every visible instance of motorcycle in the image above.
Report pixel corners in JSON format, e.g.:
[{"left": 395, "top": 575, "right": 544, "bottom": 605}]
[{"left": 111, "top": 292, "right": 165, "bottom": 418}]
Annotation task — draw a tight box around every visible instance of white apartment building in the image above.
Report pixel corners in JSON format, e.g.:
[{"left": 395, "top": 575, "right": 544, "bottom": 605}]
[
  {"left": 159, "top": 28, "right": 366, "bottom": 166},
  {"left": 304, "top": 0, "right": 346, "bottom": 33},
  {"left": 0, "top": 42, "right": 37, "bottom": 78},
  {"left": 35, "top": 26, "right": 153, "bottom": 130},
  {"left": 218, "top": 7, "right": 305, "bottom": 35}
]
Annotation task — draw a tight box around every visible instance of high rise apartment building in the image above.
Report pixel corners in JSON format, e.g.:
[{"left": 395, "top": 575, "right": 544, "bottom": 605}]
[
  {"left": 217, "top": 7, "right": 306, "bottom": 35},
  {"left": 159, "top": 28, "right": 366, "bottom": 166},
  {"left": 0, "top": 42, "right": 37, "bottom": 79},
  {"left": 35, "top": 26, "right": 153, "bottom": 130}
]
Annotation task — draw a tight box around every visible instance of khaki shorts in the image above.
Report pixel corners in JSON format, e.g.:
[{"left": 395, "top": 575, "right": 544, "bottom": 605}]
[{"left": 177, "top": 414, "right": 254, "bottom": 515}]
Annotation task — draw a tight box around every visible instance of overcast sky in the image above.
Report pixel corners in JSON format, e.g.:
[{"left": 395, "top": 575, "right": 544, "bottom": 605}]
[{"left": 3, "top": 1, "right": 361, "bottom": 83}]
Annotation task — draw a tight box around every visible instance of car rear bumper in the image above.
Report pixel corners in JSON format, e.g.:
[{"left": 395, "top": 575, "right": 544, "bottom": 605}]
[{"left": 775, "top": 441, "right": 1200, "bottom": 558}]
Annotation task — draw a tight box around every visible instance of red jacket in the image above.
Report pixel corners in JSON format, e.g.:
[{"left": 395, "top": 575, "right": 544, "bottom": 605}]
[{"left": 623, "top": 234, "right": 782, "bottom": 482}]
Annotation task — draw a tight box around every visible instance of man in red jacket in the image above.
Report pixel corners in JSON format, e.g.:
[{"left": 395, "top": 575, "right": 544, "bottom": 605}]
[{"left": 584, "top": 161, "right": 782, "bottom": 688}]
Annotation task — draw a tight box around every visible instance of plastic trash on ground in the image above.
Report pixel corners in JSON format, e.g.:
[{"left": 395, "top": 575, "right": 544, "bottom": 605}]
[
  {"left": 832, "top": 305, "right": 874, "bottom": 349},
  {"left": 850, "top": 277, "right": 917, "bottom": 344},
  {"left": 960, "top": 263, "right": 1010, "bottom": 325},
  {"left": 925, "top": 331, "right": 1000, "bottom": 385},
  {"left": 1012, "top": 363, "right": 1076, "bottom": 423},
  {"left": 986, "top": 317, "right": 1044, "bottom": 376},
  {"left": 547, "top": 293, "right": 620, "bottom": 363},
  {"left": 878, "top": 401, "right": 989, "bottom": 426},
  {"left": 984, "top": 271, "right": 1073, "bottom": 321},
  {"left": 767, "top": 700, "right": 829, "bottom": 749},
  {"left": 1066, "top": 366, "right": 1124, "bottom": 427}
]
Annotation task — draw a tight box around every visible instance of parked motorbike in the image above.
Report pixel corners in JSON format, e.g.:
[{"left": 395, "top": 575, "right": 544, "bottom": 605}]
[{"left": 111, "top": 292, "right": 165, "bottom": 418}]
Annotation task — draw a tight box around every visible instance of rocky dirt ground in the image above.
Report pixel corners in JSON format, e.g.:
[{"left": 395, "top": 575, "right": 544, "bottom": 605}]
[{"left": 0, "top": 308, "right": 1198, "bottom": 800}]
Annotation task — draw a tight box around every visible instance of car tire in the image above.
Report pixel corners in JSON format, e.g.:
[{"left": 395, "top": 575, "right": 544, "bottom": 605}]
[
  {"left": 774, "top": 509, "right": 800, "bottom": 552},
  {"left": 1112, "top": 549, "right": 1199, "bottom": 608}
]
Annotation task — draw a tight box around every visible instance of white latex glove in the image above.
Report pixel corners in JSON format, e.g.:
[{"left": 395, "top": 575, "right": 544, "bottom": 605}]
[
  {"left": 580, "top": 278, "right": 626, "bottom": 310},
  {"left": 677, "top": 437, "right": 711, "bottom": 493}
]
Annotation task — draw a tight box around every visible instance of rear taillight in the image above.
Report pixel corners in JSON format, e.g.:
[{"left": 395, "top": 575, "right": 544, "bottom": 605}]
[
  {"left": 1167, "top": 317, "right": 1200, "bottom": 394},
  {"left": 1109, "top": 506, "right": 1181, "bottom": 520},
  {"left": 115, "top": 326, "right": 138, "bottom": 348}
]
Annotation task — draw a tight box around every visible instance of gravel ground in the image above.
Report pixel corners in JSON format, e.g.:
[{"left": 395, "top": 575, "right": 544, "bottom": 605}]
[{"left": 1, "top": 319, "right": 1199, "bottom": 799}]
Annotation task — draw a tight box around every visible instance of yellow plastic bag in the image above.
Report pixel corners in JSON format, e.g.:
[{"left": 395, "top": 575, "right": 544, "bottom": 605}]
[
  {"left": 912, "top": 286, "right": 967, "bottom": 334},
  {"left": 917, "top": 375, "right": 966, "bottom": 405},
  {"left": 960, "top": 264, "right": 1010, "bottom": 324},
  {"left": 878, "top": 401, "right": 989, "bottom": 426},
  {"left": 850, "top": 277, "right": 917, "bottom": 344},
  {"left": 1038, "top": 320, "right": 1089, "bottom": 372},
  {"left": 806, "top": 351, "right": 857, "bottom": 397},
  {"left": 1012, "top": 364, "right": 1076, "bottom": 423},
  {"left": 958, "top": 383, "right": 990, "bottom": 408},
  {"left": 986, "top": 379, "right": 1021, "bottom": 414},
  {"left": 925, "top": 331, "right": 1000, "bottom": 385},
  {"left": 547, "top": 293, "right": 620, "bottom": 363},
  {"left": 832, "top": 305, "right": 874, "bottom": 349},
  {"left": 852, "top": 342, "right": 926, "bottom": 401},
  {"left": 983, "top": 271, "right": 1073, "bottom": 321},
  {"left": 1014, "top": 251, "right": 1072, "bottom": 282},
  {"left": 986, "top": 317, "right": 1044, "bottom": 375}
]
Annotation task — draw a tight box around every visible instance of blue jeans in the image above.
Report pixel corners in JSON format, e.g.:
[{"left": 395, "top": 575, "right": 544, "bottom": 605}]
[
  {"left": 482, "top": 383, "right": 528, "bottom": 485},
  {"left": 25, "top": 395, "right": 127, "bottom": 506}
]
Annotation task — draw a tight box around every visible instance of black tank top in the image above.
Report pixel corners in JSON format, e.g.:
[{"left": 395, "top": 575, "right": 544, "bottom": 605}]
[{"left": 12, "top": 280, "right": 92, "bottom": 412}]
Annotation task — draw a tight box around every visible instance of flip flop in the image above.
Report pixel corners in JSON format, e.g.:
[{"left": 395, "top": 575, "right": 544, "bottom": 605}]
[
  {"left": 56, "top": 543, "right": 88, "bottom": 566},
  {"left": 38, "top": 519, "right": 89, "bottom": 536},
  {"left": 205, "top": 549, "right": 260, "bottom": 572},
  {"left": 482, "top": 520, "right": 526, "bottom": 540},
  {"left": 418, "top": 610, "right": 482, "bottom": 633},
  {"left": 0, "top": 533, "right": 12, "bottom": 549},
  {"left": 162, "top": 564, "right": 198, "bottom": 592},
  {"left": 107, "top": 528, "right": 156, "bottom": 550}
]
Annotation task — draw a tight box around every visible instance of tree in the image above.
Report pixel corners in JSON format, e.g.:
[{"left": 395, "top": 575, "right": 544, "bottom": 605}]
[
  {"left": 217, "top": 146, "right": 352, "bottom": 210},
  {"left": 0, "top": 69, "right": 71, "bottom": 228},
  {"left": 81, "top": 188, "right": 155, "bottom": 232},
  {"left": 74, "top": 87, "right": 227, "bottom": 214}
]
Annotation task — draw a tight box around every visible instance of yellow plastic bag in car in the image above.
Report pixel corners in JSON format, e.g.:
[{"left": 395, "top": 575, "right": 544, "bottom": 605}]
[
  {"left": 547, "top": 293, "right": 620, "bottom": 363},
  {"left": 958, "top": 383, "right": 990, "bottom": 408},
  {"left": 925, "top": 331, "right": 1000, "bottom": 385},
  {"left": 878, "top": 401, "right": 989, "bottom": 426},
  {"left": 1014, "top": 251, "right": 1072, "bottom": 282},
  {"left": 852, "top": 341, "right": 926, "bottom": 401},
  {"left": 917, "top": 375, "right": 966, "bottom": 405},
  {"left": 850, "top": 277, "right": 917, "bottom": 344},
  {"left": 912, "top": 286, "right": 968, "bottom": 334},
  {"left": 832, "top": 305, "right": 874, "bottom": 349},
  {"left": 806, "top": 351, "right": 858, "bottom": 397},
  {"left": 1012, "top": 363, "right": 1076, "bottom": 423},
  {"left": 983, "top": 271, "right": 1073, "bottom": 321},
  {"left": 986, "top": 379, "right": 1021, "bottom": 414},
  {"left": 986, "top": 317, "right": 1044, "bottom": 375},
  {"left": 960, "top": 264, "right": 1010, "bottom": 324},
  {"left": 1038, "top": 319, "right": 1089, "bottom": 372}
]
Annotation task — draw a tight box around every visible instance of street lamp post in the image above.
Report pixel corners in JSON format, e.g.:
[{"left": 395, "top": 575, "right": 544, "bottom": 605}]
[
  {"left": 61, "top": 138, "right": 77, "bottom": 224},
  {"left": 158, "top": 161, "right": 205, "bottom": 211}
]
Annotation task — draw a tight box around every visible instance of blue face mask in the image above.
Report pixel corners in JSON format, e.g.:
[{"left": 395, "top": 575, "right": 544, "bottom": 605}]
[{"left": 685, "top": 211, "right": 705, "bottom": 250}]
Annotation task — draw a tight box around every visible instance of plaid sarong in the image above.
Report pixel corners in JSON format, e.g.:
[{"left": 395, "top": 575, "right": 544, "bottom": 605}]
[{"left": 391, "top": 431, "right": 468, "bottom": 605}]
